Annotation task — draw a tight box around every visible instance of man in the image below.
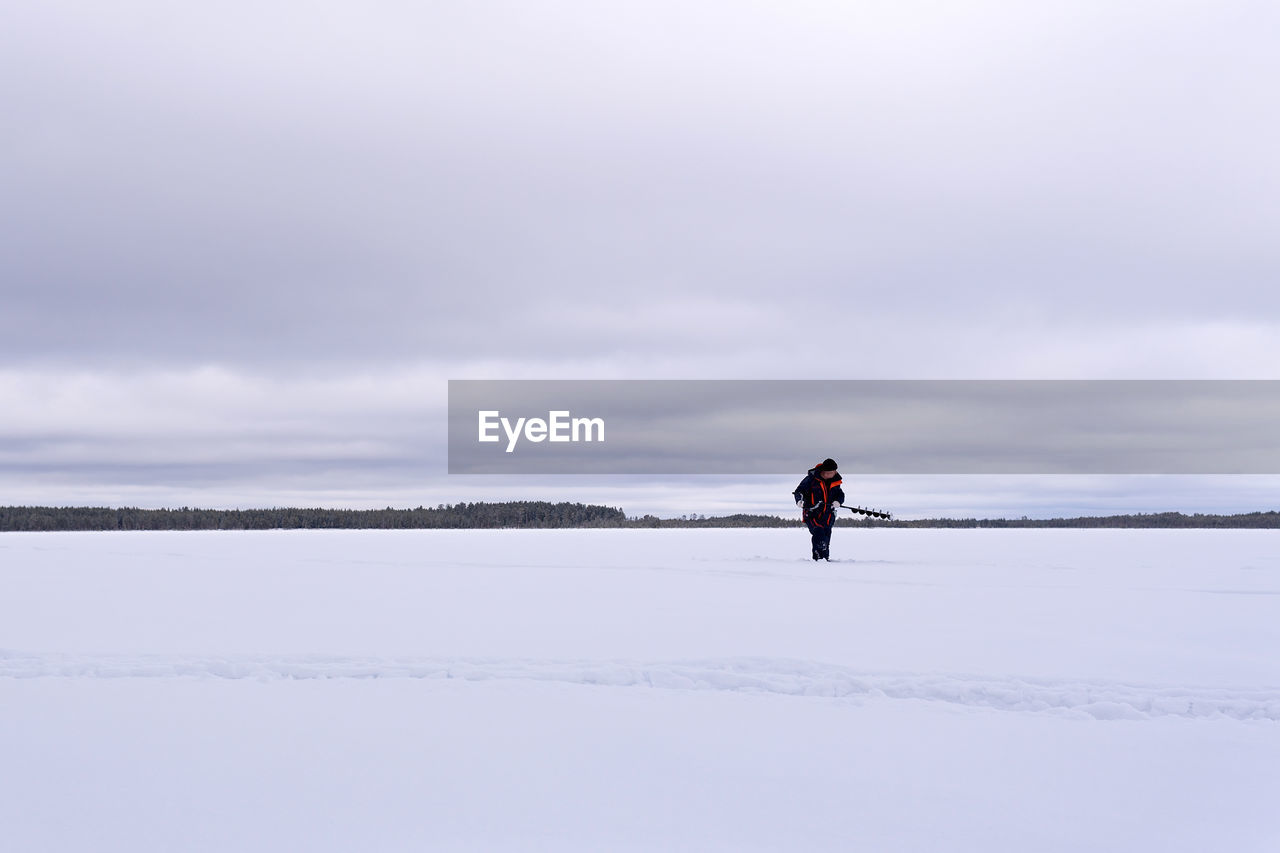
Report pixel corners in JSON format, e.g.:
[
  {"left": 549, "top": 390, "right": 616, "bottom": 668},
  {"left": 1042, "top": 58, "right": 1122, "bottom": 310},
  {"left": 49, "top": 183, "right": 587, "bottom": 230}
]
[{"left": 793, "top": 458, "right": 845, "bottom": 560}]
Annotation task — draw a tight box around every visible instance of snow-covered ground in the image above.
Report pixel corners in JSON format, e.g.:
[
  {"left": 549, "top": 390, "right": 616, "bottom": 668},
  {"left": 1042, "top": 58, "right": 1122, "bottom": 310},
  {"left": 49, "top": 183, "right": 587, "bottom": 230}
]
[{"left": 3, "top": 528, "right": 1279, "bottom": 851}]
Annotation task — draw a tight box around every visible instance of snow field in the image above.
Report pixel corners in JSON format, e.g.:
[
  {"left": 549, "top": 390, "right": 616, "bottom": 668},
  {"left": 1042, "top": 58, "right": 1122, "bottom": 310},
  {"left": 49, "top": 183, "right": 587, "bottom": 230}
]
[{"left": 2, "top": 528, "right": 1278, "bottom": 851}]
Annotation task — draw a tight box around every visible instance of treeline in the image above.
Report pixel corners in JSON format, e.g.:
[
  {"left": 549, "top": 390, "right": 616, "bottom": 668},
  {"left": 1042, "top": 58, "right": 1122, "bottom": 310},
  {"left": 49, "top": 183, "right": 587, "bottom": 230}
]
[
  {"left": 641, "top": 511, "right": 1280, "bottom": 528},
  {"left": 627, "top": 513, "right": 797, "bottom": 528},
  {"left": 1, "top": 505, "right": 1277, "bottom": 532},
  {"left": 845, "top": 511, "right": 1280, "bottom": 529},
  {"left": 0, "top": 502, "right": 627, "bottom": 532}
]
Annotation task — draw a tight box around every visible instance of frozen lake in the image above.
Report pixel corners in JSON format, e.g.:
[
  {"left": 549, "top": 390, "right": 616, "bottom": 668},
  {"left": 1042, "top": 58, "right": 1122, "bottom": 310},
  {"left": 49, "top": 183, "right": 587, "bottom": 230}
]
[{"left": 3, "top": 528, "right": 1279, "bottom": 851}]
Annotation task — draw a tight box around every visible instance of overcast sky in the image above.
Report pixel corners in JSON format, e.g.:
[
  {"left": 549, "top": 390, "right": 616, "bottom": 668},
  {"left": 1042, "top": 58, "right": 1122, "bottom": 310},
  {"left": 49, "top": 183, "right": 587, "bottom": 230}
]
[{"left": 3, "top": 0, "right": 1279, "bottom": 516}]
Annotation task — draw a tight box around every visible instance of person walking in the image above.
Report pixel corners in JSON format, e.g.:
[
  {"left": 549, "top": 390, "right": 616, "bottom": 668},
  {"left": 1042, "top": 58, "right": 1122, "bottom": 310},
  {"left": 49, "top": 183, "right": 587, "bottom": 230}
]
[{"left": 793, "top": 458, "right": 845, "bottom": 560}]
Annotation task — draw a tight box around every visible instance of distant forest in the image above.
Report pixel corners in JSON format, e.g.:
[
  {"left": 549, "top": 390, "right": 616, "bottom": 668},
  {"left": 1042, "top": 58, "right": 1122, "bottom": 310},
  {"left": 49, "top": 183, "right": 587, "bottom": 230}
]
[{"left": 1, "top": 503, "right": 1279, "bottom": 531}]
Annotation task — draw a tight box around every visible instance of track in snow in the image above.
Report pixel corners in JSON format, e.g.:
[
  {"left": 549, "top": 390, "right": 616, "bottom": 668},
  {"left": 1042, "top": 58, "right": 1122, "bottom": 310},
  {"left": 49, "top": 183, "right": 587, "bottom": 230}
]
[{"left": 4, "top": 650, "right": 1277, "bottom": 723}]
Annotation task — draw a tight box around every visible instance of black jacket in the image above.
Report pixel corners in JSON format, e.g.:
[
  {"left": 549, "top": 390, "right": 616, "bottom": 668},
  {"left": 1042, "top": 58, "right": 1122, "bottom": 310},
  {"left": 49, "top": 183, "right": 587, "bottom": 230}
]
[{"left": 793, "top": 466, "right": 845, "bottom": 522}]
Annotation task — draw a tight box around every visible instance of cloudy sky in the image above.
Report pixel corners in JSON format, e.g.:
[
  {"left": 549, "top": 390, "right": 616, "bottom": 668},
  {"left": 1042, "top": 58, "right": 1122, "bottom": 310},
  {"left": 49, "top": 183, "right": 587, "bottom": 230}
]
[{"left": 3, "top": 0, "right": 1278, "bottom": 517}]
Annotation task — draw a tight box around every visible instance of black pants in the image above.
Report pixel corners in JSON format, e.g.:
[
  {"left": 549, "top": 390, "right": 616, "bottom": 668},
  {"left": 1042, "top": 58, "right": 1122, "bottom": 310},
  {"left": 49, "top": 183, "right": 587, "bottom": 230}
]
[{"left": 805, "top": 517, "right": 833, "bottom": 557}]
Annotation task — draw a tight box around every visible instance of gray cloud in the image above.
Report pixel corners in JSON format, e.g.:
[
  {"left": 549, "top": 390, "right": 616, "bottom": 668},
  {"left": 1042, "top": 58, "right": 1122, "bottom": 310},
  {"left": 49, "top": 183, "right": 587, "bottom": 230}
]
[
  {"left": 4, "top": 0, "right": 1279, "bottom": 369},
  {"left": 3, "top": 2, "right": 1279, "bottom": 511}
]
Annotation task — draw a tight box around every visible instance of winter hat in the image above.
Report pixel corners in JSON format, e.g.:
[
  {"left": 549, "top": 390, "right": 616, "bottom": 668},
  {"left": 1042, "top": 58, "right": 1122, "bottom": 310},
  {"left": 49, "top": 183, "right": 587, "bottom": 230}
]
[{"left": 819, "top": 458, "right": 838, "bottom": 472}]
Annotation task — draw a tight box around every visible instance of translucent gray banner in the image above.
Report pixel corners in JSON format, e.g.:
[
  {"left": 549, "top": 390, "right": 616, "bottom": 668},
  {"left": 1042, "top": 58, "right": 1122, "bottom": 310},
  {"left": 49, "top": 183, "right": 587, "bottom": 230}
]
[{"left": 447, "top": 380, "right": 1280, "bottom": 474}]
